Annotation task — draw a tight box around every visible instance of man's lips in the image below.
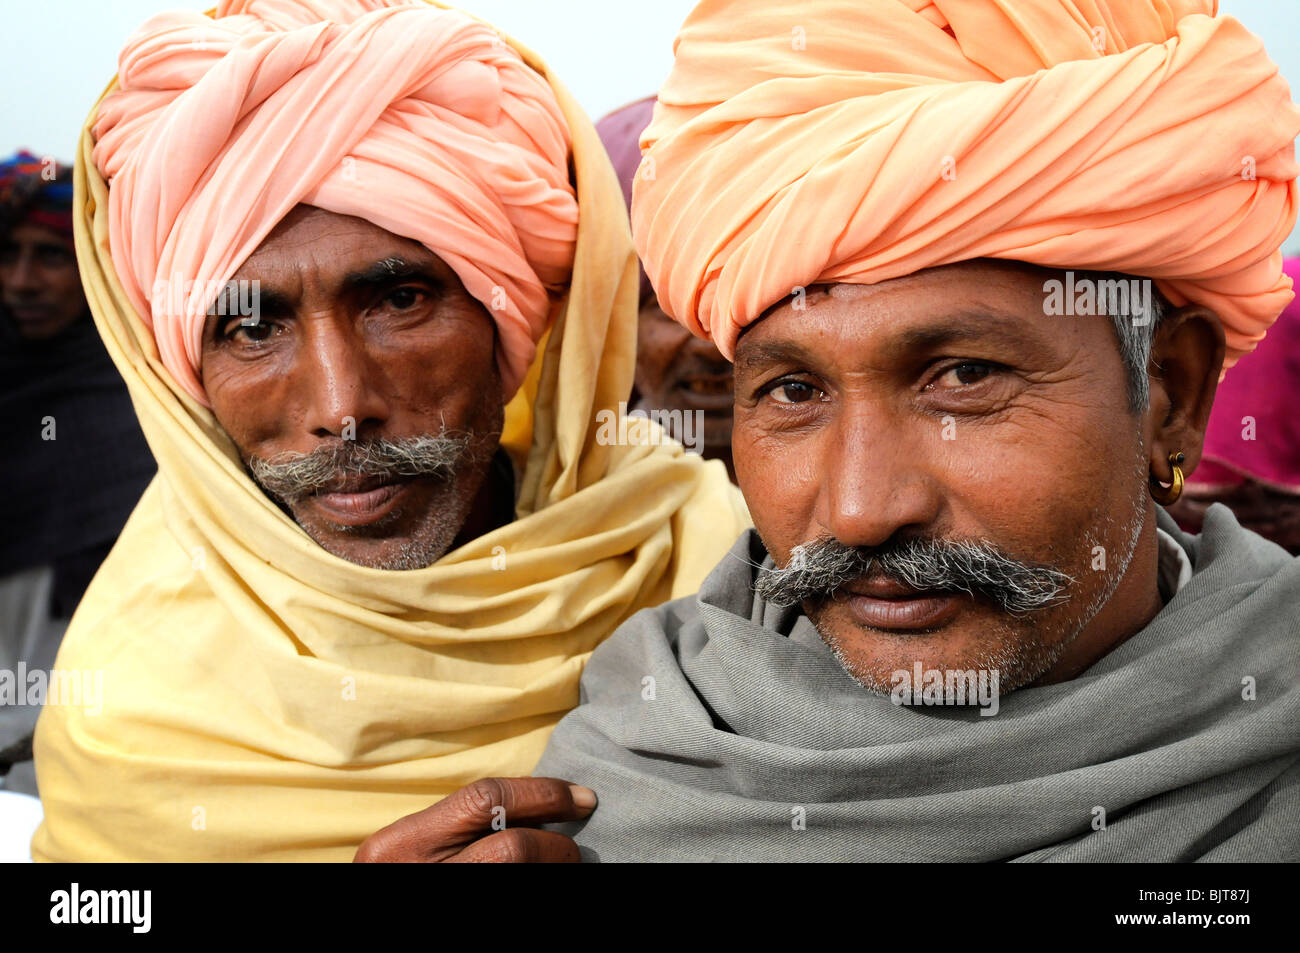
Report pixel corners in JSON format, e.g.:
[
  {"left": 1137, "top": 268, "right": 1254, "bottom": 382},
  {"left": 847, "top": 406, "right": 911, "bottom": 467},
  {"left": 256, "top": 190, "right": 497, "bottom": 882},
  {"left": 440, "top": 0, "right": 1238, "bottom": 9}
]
[
  {"left": 308, "top": 477, "right": 412, "bottom": 527},
  {"left": 838, "top": 578, "right": 964, "bottom": 631},
  {"left": 7, "top": 304, "right": 58, "bottom": 323}
]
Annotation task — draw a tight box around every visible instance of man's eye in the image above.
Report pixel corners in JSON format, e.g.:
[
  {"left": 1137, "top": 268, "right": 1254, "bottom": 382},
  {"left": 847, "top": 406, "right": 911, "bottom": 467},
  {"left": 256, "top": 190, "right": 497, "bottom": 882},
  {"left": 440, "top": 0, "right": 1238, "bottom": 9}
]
[
  {"left": 768, "top": 380, "right": 822, "bottom": 404},
  {"left": 383, "top": 287, "right": 425, "bottom": 311},
  {"left": 936, "top": 362, "right": 998, "bottom": 387},
  {"left": 229, "top": 319, "right": 276, "bottom": 343},
  {"left": 38, "top": 247, "right": 73, "bottom": 267}
]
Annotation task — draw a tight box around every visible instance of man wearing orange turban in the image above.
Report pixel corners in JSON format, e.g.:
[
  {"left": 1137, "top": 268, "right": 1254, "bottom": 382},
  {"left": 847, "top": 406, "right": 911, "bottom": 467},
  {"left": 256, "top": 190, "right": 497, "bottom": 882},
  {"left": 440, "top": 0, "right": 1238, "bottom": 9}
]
[
  {"left": 30, "top": 0, "right": 748, "bottom": 862},
  {"left": 361, "top": 0, "right": 1300, "bottom": 862},
  {"left": 633, "top": 0, "right": 1298, "bottom": 374}
]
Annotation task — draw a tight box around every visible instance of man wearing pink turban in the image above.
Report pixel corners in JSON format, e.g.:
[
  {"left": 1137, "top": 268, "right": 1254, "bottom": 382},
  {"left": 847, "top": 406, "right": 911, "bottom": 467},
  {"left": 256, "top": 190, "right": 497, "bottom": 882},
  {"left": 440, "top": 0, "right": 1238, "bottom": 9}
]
[
  {"left": 363, "top": 0, "right": 1300, "bottom": 862},
  {"left": 30, "top": 0, "right": 748, "bottom": 862}
]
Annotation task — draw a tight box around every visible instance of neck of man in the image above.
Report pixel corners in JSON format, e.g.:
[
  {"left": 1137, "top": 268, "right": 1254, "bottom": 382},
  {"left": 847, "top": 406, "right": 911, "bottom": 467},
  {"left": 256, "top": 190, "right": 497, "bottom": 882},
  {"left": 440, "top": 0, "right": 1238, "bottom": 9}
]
[
  {"left": 449, "top": 448, "right": 516, "bottom": 552},
  {"left": 1030, "top": 507, "right": 1165, "bottom": 686}
]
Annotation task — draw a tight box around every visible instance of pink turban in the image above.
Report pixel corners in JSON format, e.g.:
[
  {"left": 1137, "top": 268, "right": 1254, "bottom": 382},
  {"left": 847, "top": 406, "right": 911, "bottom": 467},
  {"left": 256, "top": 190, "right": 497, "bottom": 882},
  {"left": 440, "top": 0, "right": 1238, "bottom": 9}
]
[
  {"left": 93, "top": 0, "right": 578, "bottom": 404},
  {"left": 633, "top": 0, "right": 1300, "bottom": 373}
]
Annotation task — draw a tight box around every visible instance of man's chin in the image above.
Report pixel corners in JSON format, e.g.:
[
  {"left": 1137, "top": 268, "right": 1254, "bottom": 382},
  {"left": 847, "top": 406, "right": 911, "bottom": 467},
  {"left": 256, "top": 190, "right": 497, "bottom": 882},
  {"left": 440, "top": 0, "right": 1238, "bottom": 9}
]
[
  {"left": 297, "top": 523, "right": 457, "bottom": 571},
  {"left": 808, "top": 600, "right": 1066, "bottom": 697},
  {"left": 287, "top": 481, "right": 464, "bottom": 571}
]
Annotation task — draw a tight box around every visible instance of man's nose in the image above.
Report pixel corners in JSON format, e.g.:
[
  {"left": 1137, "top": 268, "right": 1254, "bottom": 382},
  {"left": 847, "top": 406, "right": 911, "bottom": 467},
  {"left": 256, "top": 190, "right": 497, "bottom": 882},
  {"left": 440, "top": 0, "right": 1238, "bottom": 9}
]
[
  {"left": 5, "top": 248, "right": 43, "bottom": 293},
  {"left": 296, "top": 317, "right": 391, "bottom": 440},
  {"left": 814, "top": 404, "right": 943, "bottom": 548}
]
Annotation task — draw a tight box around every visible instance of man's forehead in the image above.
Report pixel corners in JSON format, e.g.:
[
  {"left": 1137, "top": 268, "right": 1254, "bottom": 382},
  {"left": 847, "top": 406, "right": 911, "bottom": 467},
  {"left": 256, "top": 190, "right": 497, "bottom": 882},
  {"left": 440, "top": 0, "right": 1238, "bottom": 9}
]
[
  {"left": 231, "top": 208, "right": 441, "bottom": 288},
  {"left": 734, "top": 264, "right": 1069, "bottom": 368},
  {"left": 2, "top": 222, "right": 74, "bottom": 249}
]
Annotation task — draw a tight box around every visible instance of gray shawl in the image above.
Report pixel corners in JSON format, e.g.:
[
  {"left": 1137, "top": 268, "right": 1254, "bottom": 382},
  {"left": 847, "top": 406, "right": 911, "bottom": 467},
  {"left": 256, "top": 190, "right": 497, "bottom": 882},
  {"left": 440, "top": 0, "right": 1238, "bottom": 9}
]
[{"left": 535, "top": 506, "right": 1299, "bottom": 861}]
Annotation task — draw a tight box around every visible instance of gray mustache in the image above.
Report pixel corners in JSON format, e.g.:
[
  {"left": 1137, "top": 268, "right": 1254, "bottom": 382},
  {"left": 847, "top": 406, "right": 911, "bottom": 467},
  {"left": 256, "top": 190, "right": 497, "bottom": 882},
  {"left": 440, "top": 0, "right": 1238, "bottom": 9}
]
[
  {"left": 755, "top": 535, "right": 1074, "bottom": 616},
  {"left": 247, "top": 433, "right": 472, "bottom": 502}
]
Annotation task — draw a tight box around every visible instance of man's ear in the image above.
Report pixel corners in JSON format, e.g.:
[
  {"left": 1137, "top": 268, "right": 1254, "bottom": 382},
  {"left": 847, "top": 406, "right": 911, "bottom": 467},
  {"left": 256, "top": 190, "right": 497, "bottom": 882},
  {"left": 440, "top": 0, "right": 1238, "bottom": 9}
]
[{"left": 1144, "top": 305, "right": 1226, "bottom": 483}]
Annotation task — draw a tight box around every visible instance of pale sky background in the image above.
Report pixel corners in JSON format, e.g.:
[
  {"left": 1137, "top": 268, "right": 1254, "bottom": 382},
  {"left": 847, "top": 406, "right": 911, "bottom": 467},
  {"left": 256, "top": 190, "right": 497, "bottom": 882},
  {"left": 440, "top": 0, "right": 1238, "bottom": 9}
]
[{"left": 2, "top": 0, "right": 1297, "bottom": 252}]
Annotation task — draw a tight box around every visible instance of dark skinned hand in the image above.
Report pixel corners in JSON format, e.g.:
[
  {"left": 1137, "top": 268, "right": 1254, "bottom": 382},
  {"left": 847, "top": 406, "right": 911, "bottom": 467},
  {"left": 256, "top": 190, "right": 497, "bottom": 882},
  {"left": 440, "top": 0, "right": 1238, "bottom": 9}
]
[{"left": 353, "top": 777, "right": 596, "bottom": 863}]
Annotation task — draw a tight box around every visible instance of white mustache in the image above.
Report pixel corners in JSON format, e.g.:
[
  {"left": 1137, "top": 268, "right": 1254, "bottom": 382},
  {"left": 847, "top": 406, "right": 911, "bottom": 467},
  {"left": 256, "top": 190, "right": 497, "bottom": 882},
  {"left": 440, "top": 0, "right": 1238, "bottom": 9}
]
[
  {"left": 755, "top": 536, "right": 1074, "bottom": 615},
  {"left": 247, "top": 433, "right": 472, "bottom": 502}
]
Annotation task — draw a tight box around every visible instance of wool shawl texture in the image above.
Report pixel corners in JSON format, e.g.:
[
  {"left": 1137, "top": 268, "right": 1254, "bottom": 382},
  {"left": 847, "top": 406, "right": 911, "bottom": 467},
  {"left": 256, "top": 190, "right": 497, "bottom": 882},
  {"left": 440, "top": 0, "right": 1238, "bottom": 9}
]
[
  {"left": 535, "top": 507, "right": 1300, "bottom": 861},
  {"left": 31, "top": 2, "right": 749, "bottom": 862}
]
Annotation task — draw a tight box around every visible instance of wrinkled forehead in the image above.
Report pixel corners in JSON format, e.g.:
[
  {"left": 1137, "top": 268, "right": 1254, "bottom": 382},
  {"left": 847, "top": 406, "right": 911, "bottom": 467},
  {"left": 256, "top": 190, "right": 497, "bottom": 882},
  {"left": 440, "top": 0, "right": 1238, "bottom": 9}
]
[
  {"left": 734, "top": 261, "right": 1096, "bottom": 371},
  {"left": 229, "top": 205, "right": 442, "bottom": 289},
  {"left": 2, "top": 221, "right": 76, "bottom": 251}
]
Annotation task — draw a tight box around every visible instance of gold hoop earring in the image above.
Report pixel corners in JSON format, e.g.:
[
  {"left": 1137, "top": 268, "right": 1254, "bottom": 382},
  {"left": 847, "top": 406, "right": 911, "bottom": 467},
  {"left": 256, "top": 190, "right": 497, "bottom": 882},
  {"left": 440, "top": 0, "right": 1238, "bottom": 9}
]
[{"left": 1150, "top": 451, "right": 1186, "bottom": 505}]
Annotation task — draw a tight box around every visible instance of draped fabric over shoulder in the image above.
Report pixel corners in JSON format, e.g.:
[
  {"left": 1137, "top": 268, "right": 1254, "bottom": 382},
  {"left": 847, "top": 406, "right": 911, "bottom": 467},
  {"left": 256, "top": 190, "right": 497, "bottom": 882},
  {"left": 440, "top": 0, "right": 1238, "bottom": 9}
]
[
  {"left": 31, "top": 0, "right": 748, "bottom": 862},
  {"left": 536, "top": 509, "right": 1300, "bottom": 862}
]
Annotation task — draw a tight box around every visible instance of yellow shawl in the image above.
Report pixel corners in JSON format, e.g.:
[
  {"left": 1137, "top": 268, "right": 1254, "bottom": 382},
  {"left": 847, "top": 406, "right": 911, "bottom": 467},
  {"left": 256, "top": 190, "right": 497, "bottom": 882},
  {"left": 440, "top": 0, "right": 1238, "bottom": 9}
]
[{"left": 32, "top": 5, "right": 748, "bottom": 861}]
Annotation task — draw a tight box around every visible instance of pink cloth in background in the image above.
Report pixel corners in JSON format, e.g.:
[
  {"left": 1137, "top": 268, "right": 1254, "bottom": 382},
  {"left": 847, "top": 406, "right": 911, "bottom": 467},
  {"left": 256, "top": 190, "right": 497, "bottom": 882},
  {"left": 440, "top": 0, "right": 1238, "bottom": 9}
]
[
  {"left": 1192, "top": 257, "right": 1300, "bottom": 494},
  {"left": 92, "top": 0, "right": 579, "bottom": 405}
]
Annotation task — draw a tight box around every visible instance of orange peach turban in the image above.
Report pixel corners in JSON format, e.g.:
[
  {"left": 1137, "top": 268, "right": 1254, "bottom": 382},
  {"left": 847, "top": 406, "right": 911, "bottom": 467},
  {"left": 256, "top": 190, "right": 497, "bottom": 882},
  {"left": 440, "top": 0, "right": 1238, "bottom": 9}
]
[
  {"left": 633, "top": 0, "right": 1300, "bottom": 373},
  {"left": 93, "top": 0, "right": 578, "bottom": 405}
]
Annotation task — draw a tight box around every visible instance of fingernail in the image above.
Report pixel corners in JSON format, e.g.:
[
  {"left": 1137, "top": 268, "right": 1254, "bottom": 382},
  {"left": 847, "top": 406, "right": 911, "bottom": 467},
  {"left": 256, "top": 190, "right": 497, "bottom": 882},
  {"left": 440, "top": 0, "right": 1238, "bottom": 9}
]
[{"left": 568, "top": 784, "right": 597, "bottom": 811}]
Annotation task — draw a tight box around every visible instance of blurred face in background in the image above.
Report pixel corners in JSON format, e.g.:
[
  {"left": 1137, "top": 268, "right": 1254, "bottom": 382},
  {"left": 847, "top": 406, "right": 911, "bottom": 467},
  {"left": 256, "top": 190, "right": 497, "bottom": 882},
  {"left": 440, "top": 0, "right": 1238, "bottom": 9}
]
[
  {"left": 0, "top": 222, "right": 86, "bottom": 340},
  {"left": 632, "top": 289, "right": 736, "bottom": 480}
]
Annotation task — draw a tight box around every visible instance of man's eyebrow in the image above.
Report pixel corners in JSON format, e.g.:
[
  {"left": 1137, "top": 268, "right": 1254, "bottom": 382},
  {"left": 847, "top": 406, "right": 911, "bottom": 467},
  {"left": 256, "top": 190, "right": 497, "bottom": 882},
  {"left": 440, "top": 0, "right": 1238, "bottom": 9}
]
[
  {"left": 220, "top": 283, "right": 295, "bottom": 320},
  {"left": 890, "top": 309, "right": 1047, "bottom": 351},
  {"left": 342, "top": 256, "right": 444, "bottom": 293},
  {"left": 735, "top": 340, "right": 823, "bottom": 373},
  {"left": 735, "top": 308, "right": 1052, "bottom": 372},
  {"left": 198, "top": 282, "right": 292, "bottom": 332}
]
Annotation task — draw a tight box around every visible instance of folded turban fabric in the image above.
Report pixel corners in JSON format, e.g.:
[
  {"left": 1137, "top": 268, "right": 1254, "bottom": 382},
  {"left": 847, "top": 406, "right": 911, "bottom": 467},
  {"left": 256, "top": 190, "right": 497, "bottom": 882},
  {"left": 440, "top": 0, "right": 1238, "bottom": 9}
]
[
  {"left": 92, "top": 0, "right": 580, "bottom": 404},
  {"left": 1189, "top": 256, "right": 1300, "bottom": 493},
  {"left": 0, "top": 151, "right": 74, "bottom": 237},
  {"left": 633, "top": 0, "right": 1300, "bottom": 374},
  {"left": 32, "top": 0, "right": 749, "bottom": 861}
]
